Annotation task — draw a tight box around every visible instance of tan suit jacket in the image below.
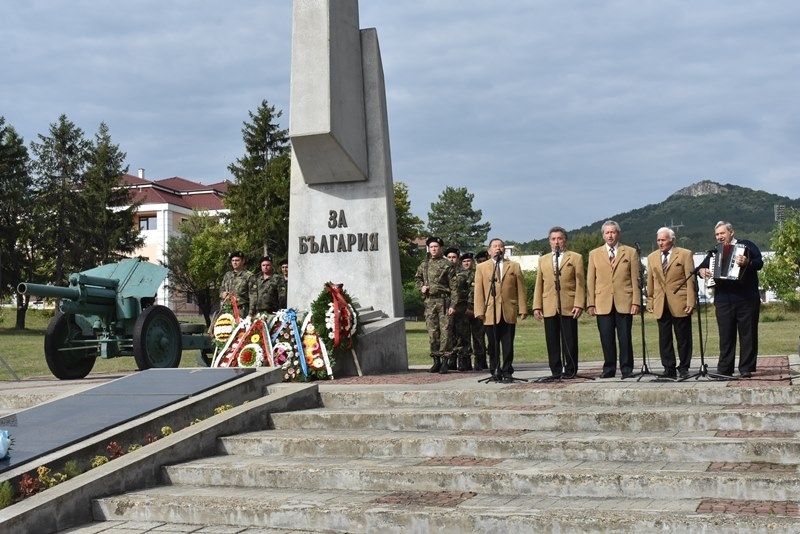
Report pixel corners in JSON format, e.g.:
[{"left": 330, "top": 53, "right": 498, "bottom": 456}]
[
  {"left": 474, "top": 258, "right": 528, "bottom": 325},
  {"left": 587, "top": 244, "right": 641, "bottom": 314},
  {"left": 646, "top": 246, "right": 696, "bottom": 319},
  {"left": 533, "top": 250, "right": 585, "bottom": 317}
]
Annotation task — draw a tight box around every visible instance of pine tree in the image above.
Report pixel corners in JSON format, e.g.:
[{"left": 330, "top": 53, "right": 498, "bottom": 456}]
[
  {"left": 0, "top": 118, "right": 34, "bottom": 328},
  {"left": 225, "top": 100, "right": 291, "bottom": 261},
  {"left": 427, "top": 186, "right": 491, "bottom": 253},
  {"left": 78, "top": 122, "right": 143, "bottom": 268},
  {"left": 29, "top": 114, "right": 91, "bottom": 283}
]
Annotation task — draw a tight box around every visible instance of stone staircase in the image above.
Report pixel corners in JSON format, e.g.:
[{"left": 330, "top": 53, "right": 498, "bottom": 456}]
[{"left": 85, "top": 364, "right": 800, "bottom": 533}]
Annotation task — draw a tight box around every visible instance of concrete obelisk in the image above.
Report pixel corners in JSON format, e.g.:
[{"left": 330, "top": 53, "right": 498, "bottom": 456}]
[{"left": 287, "top": 0, "right": 406, "bottom": 374}]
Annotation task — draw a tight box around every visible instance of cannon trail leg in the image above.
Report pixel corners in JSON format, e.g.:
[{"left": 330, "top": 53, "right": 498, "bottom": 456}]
[
  {"left": 133, "top": 305, "right": 182, "bottom": 370},
  {"left": 44, "top": 313, "right": 97, "bottom": 380}
]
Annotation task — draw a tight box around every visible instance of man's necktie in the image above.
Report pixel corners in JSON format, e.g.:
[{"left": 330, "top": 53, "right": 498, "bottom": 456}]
[
  {"left": 609, "top": 248, "right": 615, "bottom": 263},
  {"left": 662, "top": 252, "right": 668, "bottom": 274}
]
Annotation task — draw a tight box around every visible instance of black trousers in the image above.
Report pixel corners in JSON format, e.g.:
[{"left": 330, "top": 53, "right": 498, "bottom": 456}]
[
  {"left": 485, "top": 318, "right": 516, "bottom": 376},
  {"left": 657, "top": 306, "right": 692, "bottom": 372},
  {"left": 543, "top": 315, "right": 578, "bottom": 376},
  {"left": 715, "top": 299, "right": 760, "bottom": 375},
  {"left": 596, "top": 305, "right": 634, "bottom": 376}
]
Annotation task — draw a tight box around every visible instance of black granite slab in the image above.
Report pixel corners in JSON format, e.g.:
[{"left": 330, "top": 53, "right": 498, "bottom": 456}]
[{"left": 0, "top": 368, "right": 253, "bottom": 473}]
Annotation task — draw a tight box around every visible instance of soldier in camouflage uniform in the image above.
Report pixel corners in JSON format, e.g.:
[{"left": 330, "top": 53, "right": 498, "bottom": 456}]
[
  {"left": 252, "top": 255, "right": 287, "bottom": 314},
  {"left": 414, "top": 237, "right": 458, "bottom": 373},
  {"left": 445, "top": 248, "right": 473, "bottom": 371},
  {"left": 469, "top": 250, "right": 489, "bottom": 370},
  {"left": 219, "top": 251, "right": 258, "bottom": 317}
]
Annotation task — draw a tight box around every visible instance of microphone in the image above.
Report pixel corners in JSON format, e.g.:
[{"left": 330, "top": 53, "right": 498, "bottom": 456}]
[
  {"left": 554, "top": 245, "right": 561, "bottom": 255},
  {"left": 494, "top": 251, "right": 503, "bottom": 260}
]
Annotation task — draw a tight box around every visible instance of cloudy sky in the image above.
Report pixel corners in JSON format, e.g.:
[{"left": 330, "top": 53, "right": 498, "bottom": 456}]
[{"left": 2, "top": 1, "right": 798, "bottom": 242}]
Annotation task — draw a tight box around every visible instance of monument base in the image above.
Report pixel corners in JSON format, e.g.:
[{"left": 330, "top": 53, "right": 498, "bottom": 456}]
[{"left": 333, "top": 317, "right": 408, "bottom": 376}]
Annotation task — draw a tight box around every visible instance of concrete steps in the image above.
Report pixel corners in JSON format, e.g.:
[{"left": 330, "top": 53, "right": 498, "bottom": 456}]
[
  {"left": 87, "top": 375, "right": 800, "bottom": 532},
  {"left": 90, "top": 485, "right": 800, "bottom": 533}
]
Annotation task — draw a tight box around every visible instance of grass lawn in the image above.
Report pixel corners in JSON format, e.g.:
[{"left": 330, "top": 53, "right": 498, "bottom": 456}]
[{"left": 1, "top": 305, "right": 797, "bottom": 380}]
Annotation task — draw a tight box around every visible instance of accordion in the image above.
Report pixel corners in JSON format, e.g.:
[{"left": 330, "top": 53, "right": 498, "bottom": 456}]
[{"left": 707, "top": 242, "right": 747, "bottom": 286}]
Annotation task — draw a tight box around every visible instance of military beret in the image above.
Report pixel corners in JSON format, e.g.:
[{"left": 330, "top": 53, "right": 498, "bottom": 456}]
[
  {"left": 279, "top": 258, "right": 288, "bottom": 267},
  {"left": 229, "top": 251, "right": 245, "bottom": 260},
  {"left": 475, "top": 250, "right": 490, "bottom": 261},
  {"left": 260, "top": 255, "right": 273, "bottom": 263},
  {"left": 426, "top": 236, "right": 443, "bottom": 247},
  {"left": 460, "top": 252, "right": 474, "bottom": 261},
  {"left": 444, "top": 247, "right": 460, "bottom": 257}
]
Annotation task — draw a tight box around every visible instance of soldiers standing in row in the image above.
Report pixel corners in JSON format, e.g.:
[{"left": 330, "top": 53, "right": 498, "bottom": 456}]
[
  {"left": 415, "top": 237, "right": 458, "bottom": 373},
  {"left": 220, "top": 251, "right": 258, "bottom": 317},
  {"left": 252, "top": 254, "right": 288, "bottom": 315},
  {"left": 445, "top": 248, "right": 473, "bottom": 371}
]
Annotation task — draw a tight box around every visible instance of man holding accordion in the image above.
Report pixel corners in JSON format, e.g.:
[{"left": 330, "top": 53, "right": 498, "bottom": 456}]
[{"left": 698, "top": 221, "right": 763, "bottom": 378}]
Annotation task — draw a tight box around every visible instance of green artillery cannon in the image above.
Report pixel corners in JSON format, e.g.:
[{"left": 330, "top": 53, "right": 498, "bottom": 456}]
[{"left": 17, "top": 258, "right": 211, "bottom": 380}]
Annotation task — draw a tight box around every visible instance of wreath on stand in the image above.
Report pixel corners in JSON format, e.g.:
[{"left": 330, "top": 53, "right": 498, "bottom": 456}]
[{"left": 308, "top": 282, "right": 360, "bottom": 377}]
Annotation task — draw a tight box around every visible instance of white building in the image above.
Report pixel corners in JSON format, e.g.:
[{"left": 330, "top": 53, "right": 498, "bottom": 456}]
[{"left": 122, "top": 170, "right": 228, "bottom": 313}]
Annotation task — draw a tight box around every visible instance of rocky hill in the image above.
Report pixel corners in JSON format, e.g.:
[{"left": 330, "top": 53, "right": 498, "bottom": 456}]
[{"left": 517, "top": 180, "right": 800, "bottom": 254}]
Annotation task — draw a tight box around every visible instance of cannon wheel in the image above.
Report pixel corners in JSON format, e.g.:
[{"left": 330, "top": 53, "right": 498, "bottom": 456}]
[
  {"left": 44, "top": 313, "right": 97, "bottom": 380},
  {"left": 133, "top": 305, "right": 182, "bottom": 370}
]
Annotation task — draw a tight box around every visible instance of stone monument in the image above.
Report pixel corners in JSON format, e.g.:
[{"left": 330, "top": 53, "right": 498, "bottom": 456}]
[{"left": 287, "top": 0, "right": 407, "bottom": 375}]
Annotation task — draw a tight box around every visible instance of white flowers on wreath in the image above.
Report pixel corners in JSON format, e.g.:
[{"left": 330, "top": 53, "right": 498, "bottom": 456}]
[{"left": 324, "top": 302, "right": 357, "bottom": 341}]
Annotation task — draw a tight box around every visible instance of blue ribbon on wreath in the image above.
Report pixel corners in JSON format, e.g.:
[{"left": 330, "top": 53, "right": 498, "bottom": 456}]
[{"left": 285, "top": 309, "right": 308, "bottom": 377}]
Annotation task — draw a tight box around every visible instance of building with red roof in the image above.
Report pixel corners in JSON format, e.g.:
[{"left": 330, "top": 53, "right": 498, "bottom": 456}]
[{"left": 122, "top": 169, "right": 229, "bottom": 313}]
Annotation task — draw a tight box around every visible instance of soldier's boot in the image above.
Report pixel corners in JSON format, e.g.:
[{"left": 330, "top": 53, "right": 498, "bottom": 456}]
[
  {"left": 439, "top": 357, "right": 449, "bottom": 374},
  {"left": 460, "top": 354, "right": 472, "bottom": 371},
  {"left": 429, "top": 356, "right": 442, "bottom": 373},
  {"left": 474, "top": 354, "right": 487, "bottom": 371},
  {"left": 448, "top": 356, "right": 459, "bottom": 371}
]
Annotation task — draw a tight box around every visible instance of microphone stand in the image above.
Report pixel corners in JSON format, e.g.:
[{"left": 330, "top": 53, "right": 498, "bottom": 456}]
[
  {"left": 629, "top": 243, "right": 656, "bottom": 381},
  {"left": 679, "top": 250, "right": 736, "bottom": 381},
  {"left": 536, "top": 247, "right": 594, "bottom": 382},
  {"left": 478, "top": 255, "right": 527, "bottom": 384},
  {"left": 478, "top": 258, "right": 502, "bottom": 384}
]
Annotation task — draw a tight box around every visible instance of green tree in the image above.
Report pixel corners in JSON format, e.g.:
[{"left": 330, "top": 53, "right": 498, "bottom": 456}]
[
  {"left": 762, "top": 208, "right": 800, "bottom": 309},
  {"left": 569, "top": 231, "right": 605, "bottom": 273},
  {"left": 29, "top": 114, "right": 91, "bottom": 284},
  {"left": 394, "top": 181, "right": 425, "bottom": 281},
  {"left": 225, "top": 100, "right": 291, "bottom": 261},
  {"left": 76, "top": 122, "right": 144, "bottom": 268},
  {"left": 427, "top": 186, "right": 490, "bottom": 253},
  {"left": 0, "top": 117, "right": 34, "bottom": 329},
  {"left": 163, "top": 212, "right": 246, "bottom": 326}
]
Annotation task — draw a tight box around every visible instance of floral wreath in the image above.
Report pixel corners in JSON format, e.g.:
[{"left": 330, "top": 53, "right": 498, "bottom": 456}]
[
  {"left": 272, "top": 341, "right": 295, "bottom": 367},
  {"left": 309, "top": 282, "right": 360, "bottom": 363},
  {"left": 237, "top": 343, "right": 264, "bottom": 367}
]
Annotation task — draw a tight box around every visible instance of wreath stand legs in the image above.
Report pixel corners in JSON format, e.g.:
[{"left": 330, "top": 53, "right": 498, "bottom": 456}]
[{"left": 351, "top": 348, "right": 363, "bottom": 377}]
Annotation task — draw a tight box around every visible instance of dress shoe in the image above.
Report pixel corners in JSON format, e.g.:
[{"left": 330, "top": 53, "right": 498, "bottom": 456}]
[
  {"left": 679, "top": 370, "right": 690, "bottom": 379},
  {"left": 621, "top": 372, "right": 635, "bottom": 379},
  {"left": 599, "top": 372, "right": 615, "bottom": 378},
  {"left": 501, "top": 375, "right": 514, "bottom": 384},
  {"left": 740, "top": 371, "right": 752, "bottom": 378},
  {"left": 661, "top": 372, "right": 677, "bottom": 379}
]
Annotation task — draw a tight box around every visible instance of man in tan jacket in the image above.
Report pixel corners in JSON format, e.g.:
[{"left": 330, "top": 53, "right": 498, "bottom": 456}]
[
  {"left": 533, "top": 227, "right": 585, "bottom": 379},
  {"left": 474, "top": 238, "right": 528, "bottom": 382},
  {"left": 587, "top": 221, "right": 641, "bottom": 378},
  {"left": 647, "top": 227, "right": 695, "bottom": 378}
]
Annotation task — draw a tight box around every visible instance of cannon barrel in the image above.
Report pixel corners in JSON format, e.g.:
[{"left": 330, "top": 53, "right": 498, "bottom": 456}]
[
  {"left": 17, "top": 281, "right": 118, "bottom": 304},
  {"left": 18, "top": 282, "right": 81, "bottom": 301}
]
